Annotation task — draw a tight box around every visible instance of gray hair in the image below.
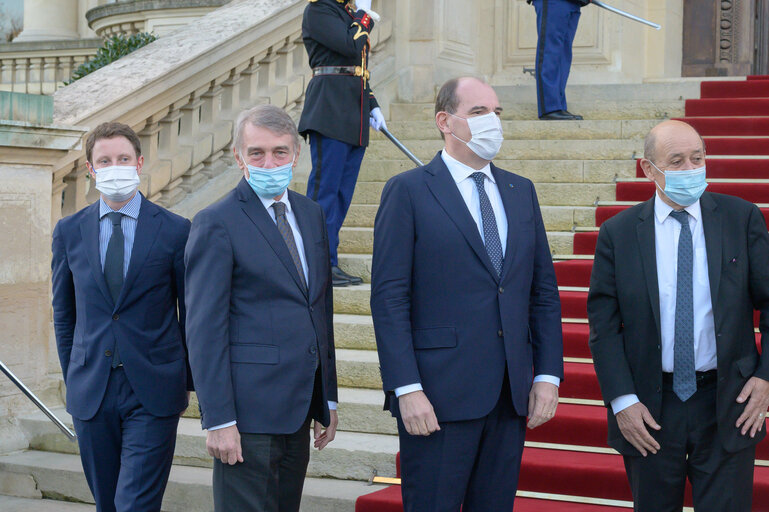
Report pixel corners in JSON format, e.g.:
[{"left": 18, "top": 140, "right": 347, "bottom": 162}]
[{"left": 232, "top": 104, "right": 300, "bottom": 153}]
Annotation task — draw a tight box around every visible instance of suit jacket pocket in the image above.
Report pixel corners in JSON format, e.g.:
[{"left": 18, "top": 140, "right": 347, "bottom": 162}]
[
  {"left": 230, "top": 343, "right": 280, "bottom": 364},
  {"left": 736, "top": 354, "right": 758, "bottom": 378},
  {"left": 69, "top": 345, "right": 86, "bottom": 366},
  {"left": 149, "top": 340, "right": 185, "bottom": 364},
  {"left": 412, "top": 327, "right": 457, "bottom": 350}
]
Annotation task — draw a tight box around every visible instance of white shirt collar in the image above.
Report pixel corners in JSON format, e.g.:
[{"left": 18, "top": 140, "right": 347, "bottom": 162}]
[
  {"left": 258, "top": 190, "right": 292, "bottom": 214},
  {"left": 440, "top": 149, "right": 495, "bottom": 185},
  {"left": 653, "top": 191, "right": 701, "bottom": 224}
]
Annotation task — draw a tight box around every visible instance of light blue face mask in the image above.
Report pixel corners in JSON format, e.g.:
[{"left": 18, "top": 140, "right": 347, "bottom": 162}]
[
  {"left": 242, "top": 155, "right": 294, "bottom": 198},
  {"left": 649, "top": 161, "right": 708, "bottom": 207}
]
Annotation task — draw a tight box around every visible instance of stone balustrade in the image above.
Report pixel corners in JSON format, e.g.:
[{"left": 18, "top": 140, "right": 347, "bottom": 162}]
[
  {"left": 52, "top": 0, "right": 393, "bottom": 221},
  {"left": 0, "top": 40, "right": 101, "bottom": 95}
]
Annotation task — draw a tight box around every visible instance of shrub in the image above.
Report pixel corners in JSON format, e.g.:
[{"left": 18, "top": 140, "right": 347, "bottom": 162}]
[{"left": 67, "top": 32, "right": 157, "bottom": 84}]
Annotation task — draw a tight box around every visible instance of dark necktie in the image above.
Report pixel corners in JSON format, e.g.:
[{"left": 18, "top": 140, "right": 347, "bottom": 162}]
[
  {"left": 272, "top": 202, "right": 307, "bottom": 292},
  {"left": 471, "top": 172, "right": 503, "bottom": 277},
  {"left": 104, "top": 211, "right": 124, "bottom": 368},
  {"left": 670, "top": 209, "right": 696, "bottom": 402}
]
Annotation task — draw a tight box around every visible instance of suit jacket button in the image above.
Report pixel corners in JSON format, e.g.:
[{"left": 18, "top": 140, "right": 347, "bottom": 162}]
[
  {"left": 498, "top": 287, "right": 504, "bottom": 294},
  {"left": 657, "top": 387, "right": 661, "bottom": 393},
  {"left": 309, "top": 346, "right": 317, "bottom": 354},
  {"left": 498, "top": 330, "right": 503, "bottom": 337},
  {"left": 112, "top": 314, "right": 119, "bottom": 320},
  {"left": 105, "top": 350, "right": 112, "bottom": 357},
  {"left": 309, "top": 306, "right": 314, "bottom": 312}
]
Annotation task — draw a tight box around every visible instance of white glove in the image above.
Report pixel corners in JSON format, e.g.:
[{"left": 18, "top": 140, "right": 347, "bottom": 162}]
[
  {"left": 356, "top": 0, "right": 372, "bottom": 12},
  {"left": 369, "top": 107, "right": 387, "bottom": 132}
]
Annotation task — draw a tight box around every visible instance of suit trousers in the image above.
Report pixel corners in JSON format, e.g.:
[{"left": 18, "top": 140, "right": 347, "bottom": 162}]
[
  {"left": 306, "top": 131, "right": 366, "bottom": 266},
  {"left": 532, "top": 0, "right": 581, "bottom": 117},
  {"left": 212, "top": 369, "right": 325, "bottom": 512},
  {"left": 397, "top": 371, "right": 527, "bottom": 512},
  {"left": 72, "top": 367, "right": 179, "bottom": 512},
  {"left": 623, "top": 376, "right": 756, "bottom": 512}
]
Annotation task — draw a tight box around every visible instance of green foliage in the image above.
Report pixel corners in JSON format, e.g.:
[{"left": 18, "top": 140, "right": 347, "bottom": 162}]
[{"left": 67, "top": 32, "right": 157, "bottom": 84}]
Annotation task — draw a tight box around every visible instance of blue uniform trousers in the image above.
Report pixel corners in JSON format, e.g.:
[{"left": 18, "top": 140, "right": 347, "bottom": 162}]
[
  {"left": 533, "top": 0, "right": 582, "bottom": 117},
  {"left": 72, "top": 367, "right": 179, "bottom": 512},
  {"left": 306, "top": 131, "right": 366, "bottom": 267}
]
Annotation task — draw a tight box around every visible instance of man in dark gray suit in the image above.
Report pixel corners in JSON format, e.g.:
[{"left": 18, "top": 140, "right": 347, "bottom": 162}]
[{"left": 185, "top": 105, "right": 338, "bottom": 512}]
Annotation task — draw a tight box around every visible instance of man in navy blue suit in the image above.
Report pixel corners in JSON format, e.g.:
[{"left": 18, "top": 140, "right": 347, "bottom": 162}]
[
  {"left": 185, "top": 104, "right": 337, "bottom": 512},
  {"left": 51, "top": 122, "right": 192, "bottom": 512},
  {"left": 529, "top": 0, "right": 589, "bottom": 120},
  {"left": 370, "top": 77, "right": 564, "bottom": 511}
]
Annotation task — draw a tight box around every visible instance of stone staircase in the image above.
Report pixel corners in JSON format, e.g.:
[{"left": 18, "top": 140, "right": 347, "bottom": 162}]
[{"left": 0, "top": 81, "right": 705, "bottom": 511}]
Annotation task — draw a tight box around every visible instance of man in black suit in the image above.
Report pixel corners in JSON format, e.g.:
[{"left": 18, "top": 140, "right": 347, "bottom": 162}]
[
  {"left": 588, "top": 119, "right": 769, "bottom": 511},
  {"left": 185, "top": 104, "right": 338, "bottom": 512}
]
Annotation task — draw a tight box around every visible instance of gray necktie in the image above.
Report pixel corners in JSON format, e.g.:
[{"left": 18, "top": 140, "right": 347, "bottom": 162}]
[
  {"left": 272, "top": 202, "right": 307, "bottom": 292},
  {"left": 104, "top": 211, "right": 124, "bottom": 368},
  {"left": 670, "top": 210, "right": 696, "bottom": 402},
  {"left": 471, "top": 172, "right": 503, "bottom": 277}
]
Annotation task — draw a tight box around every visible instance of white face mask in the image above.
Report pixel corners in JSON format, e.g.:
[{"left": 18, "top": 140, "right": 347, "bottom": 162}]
[
  {"left": 93, "top": 165, "right": 140, "bottom": 202},
  {"left": 449, "top": 112, "right": 504, "bottom": 161}
]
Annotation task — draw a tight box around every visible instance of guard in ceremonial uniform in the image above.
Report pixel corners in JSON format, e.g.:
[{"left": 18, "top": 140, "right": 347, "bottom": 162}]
[
  {"left": 529, "top": 0, "right": 589, "bottom": 120},
  {"left": 298, "top": 0, "right": 385, "bottom": 287}
]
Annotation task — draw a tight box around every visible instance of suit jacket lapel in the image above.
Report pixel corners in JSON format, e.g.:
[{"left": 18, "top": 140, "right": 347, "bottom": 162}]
[
  {"left": 700, "top": 193, "right": 722, "bottom": 326},
  {"left": 636, "top": 197, "right": 661, "bottom": 337},
  {"left": 424, "top": 153, "right": 500, "bottom": 281},
  {"left": 118, "top": 195, "right": 162, "bottom": 308},
  {"left": 491, "top": 165, "right": 520, "bottom": 280},
  {"left": 289, "top": 190, "right": 319, "bottom": 300},
  {"left": 237, "top": 180, "right": 308, "bottom": 296},
  {"left": 80, "top": 202, "right": 114, "bottom": 305}
]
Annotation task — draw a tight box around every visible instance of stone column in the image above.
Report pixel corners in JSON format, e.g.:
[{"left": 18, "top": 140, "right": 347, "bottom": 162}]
[
  {"left": 14, "top": 0, "right": 80, "bottom": 42},
  {"left": 0, "top": 91, "right": 86, "bottom": 454}
]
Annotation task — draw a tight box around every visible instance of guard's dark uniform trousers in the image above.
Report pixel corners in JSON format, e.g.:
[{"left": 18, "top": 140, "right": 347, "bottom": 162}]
[
  {"left": 298, "top": 0, "right": 378, "bottom": 267},
  {"left": 530, "top": 0, "right": 589, "bottom": 117}
]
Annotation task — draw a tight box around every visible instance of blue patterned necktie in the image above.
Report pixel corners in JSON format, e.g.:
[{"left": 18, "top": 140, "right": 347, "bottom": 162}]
[
  {"left": 471, "top": 172, "right": 503, "bottom": 277},
  {"left": 272, "top": 202, "right": 307, "bottom": 292},
  {"left": 670, "top": 209, "right": 696, "bottom": 402}
]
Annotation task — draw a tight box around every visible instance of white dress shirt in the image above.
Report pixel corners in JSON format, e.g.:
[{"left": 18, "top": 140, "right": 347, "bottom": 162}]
[
  {"left": 394, "top": 150, "right": 560, "bottom": 398},
  {"left": 611, "top": 194, "right": 717, "bottom": 415},
  {"left": 208, "top": 189, "right": 336, "bottom": 432}
]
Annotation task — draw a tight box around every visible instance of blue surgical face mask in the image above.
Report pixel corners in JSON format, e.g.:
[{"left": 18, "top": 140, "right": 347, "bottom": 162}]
[
  {"left": 649, "top": 161, "right": 708, "bottom": 207},
  {"left": 242, "top": 154, "right": 294, "bottom": 198}
]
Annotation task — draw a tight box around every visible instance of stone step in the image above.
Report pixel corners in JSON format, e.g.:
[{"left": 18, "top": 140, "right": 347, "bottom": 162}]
[
  {"left": 390, "top": 100, "right": 685, "bottom": 122},
  {"left": 334, "top": 313, "right": 376, "bottom": 350},
  {"left": 358, "top": 158, "right": 638, "bottom": 184},
  {"left": 0, "top": 496, "right": 95, "bottom": 511},
  {"left": 17, "top": 408, "right": 398, "bottom": 482},
  {"left": 336, "top": 388, "right": 397, "bottom": 435},
  {"left": 0, "top": 450, "right": 389, "bottom": 512},
  {"left": 370, "top": 119, "right": 657, "bottom": 141},
  {"left": 494, "top": 81, "right": 701, "bottom": 103},
  {"left": 343, "top": 204, "right": 598, "bottom": 230},
  {"left": 336, "top": 348, "right": 381, "bottom": 389},
  {"left": 365, "top": 139, "right": 643, "bottom": 162}
]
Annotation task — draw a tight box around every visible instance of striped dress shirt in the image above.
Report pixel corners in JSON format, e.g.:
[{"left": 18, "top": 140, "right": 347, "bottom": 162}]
[{"left": 99, "top": 193, "right": 141, "bottom": 277}]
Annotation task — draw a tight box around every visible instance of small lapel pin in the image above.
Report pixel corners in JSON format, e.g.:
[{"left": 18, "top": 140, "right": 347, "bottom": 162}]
[
  {"left": 730, "top": 257, "right": 737, "bottom": 263},
  {"left": 509, "top": 184, "right": 514, "bottom": 188}
]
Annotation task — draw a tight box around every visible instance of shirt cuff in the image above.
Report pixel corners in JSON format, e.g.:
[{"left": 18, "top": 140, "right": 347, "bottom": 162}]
[
  {"left": 328, "top": 401, "right": 338, "bottom": 411},
  {"left": 208, "top": 420, "right": 236, "bottom": 431},
  {"left": 611, "top": 394, "right": 640, "bottom": 415},
  {"left": 394, "top": 383, "right": 423, "bottom": 397},
  {"left": 360, "top": 7, "right": 381, "bottom": 22},
  {"left": 533, "top": 374, "right": 561, "bottom": 387}
]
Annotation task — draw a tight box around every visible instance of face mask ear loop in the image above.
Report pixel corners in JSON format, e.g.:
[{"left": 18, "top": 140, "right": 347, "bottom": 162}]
[{"left": 446, "top": 112, "right": 471, "bottom": 145}]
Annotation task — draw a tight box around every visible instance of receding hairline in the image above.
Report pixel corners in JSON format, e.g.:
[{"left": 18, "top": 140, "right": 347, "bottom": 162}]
[{"left": 643, "top": 120, "right": 704, "bottom": 163}]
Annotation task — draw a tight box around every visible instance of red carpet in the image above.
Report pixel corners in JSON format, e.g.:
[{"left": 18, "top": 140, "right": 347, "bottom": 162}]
[
  {"left": 700, "top": 80, "right": 769, "bottom": 98},
  {"left": 356, "top": 76, "right": 769, "bottom": 512}
]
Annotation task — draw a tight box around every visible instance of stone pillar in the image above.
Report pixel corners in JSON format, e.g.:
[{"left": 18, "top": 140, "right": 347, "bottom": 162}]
[
  {"left": 0, "top": 91, "right": 86, "bottom": 454},
  {"left": 14, "top": 0, "right": 80, "bottom": 42}
]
